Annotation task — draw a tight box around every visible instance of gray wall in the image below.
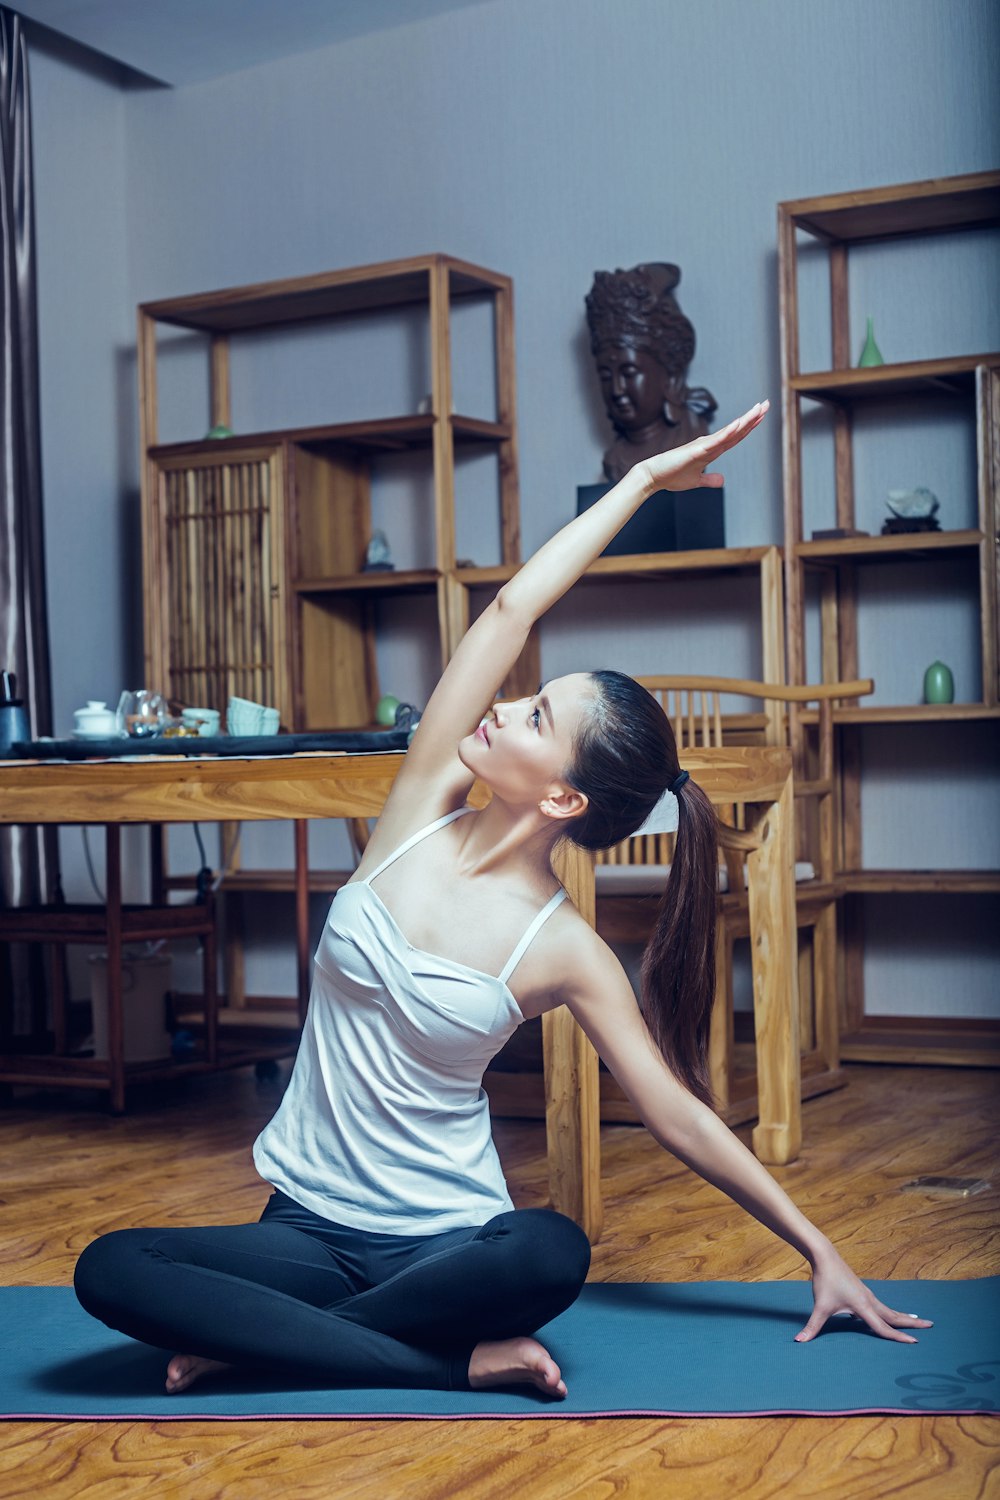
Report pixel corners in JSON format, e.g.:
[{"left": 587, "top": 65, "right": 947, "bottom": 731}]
[{"left": 27, "top": 0, "right": 1000, "bottom": 1012}]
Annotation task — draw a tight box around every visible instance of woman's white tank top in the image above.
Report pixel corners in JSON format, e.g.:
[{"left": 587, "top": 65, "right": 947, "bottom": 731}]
[{"left": 253, "top": 808, "right": 567, "bottom": 1234}]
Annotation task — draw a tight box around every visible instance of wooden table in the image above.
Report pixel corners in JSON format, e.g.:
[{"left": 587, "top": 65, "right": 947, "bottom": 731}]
[{"left": 0, "top": 745, "right": 799, "bottom": 1242}]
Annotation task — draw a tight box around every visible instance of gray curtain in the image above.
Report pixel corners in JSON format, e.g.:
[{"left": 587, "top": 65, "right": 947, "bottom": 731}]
[{"left": 1, "top": 8, "right": 59, "bottom": 1030}]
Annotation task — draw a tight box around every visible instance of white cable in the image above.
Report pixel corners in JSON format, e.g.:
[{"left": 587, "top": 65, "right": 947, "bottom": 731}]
[
  {"left": 192, "top": 821, "right": 244, "bottom": 891},
  {"left": 81, "top": 827, "right": 105, "bottom": 902}
]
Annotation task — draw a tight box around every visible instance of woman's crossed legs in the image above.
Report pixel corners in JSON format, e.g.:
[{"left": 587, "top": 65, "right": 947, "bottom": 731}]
[{"left": 73, "top": 1194, "right": 591, "bottom": 1397}]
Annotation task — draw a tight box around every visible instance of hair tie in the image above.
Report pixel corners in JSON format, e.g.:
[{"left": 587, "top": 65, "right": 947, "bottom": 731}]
[{"left": 670, "top": 769, "right": 690, "bottom": 794}]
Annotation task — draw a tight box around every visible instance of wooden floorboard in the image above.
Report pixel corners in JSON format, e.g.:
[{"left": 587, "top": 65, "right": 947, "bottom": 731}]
[{"left": 1, "top": 1063, "right": 998, "bottom": 1499}]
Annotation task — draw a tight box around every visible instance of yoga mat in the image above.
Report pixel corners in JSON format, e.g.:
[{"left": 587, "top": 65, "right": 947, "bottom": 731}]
[{"left": 4, "top": 1280, "right": 998, "bottom": 1421}]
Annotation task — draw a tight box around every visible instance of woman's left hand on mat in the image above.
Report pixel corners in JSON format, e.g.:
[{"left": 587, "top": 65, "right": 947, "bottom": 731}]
[{"left": 795, "top": 1249, "right": 935, "bottom": 1343}]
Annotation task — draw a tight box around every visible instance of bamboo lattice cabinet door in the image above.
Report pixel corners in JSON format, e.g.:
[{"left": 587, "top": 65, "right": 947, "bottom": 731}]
[{"left": 151, "top": 445, "right": 290, "bottom": 726}]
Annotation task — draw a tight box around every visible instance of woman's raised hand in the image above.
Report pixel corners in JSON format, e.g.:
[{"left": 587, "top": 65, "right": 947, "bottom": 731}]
[{"left": 638, "top": 399, "right": 770, "bottom": 494}]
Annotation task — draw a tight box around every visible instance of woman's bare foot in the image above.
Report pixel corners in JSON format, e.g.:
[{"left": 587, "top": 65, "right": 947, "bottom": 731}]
[
  {"left": 468, "top": 1336, "right": 567, "bottom": 1399},
  {"left": 165, "top": 1353, "right": 233, "bottom": 1394}
]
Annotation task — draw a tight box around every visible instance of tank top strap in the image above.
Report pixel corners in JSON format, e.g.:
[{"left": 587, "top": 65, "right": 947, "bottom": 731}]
[
  {"left": 362, "top": 806, "right": 475, "bottom": 885},
  {"left": 498, "top": 888, "right": 568, "bottom": 987}
]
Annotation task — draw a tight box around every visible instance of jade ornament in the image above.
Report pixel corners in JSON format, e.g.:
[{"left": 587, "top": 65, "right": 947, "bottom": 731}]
[
  {"left": 923, "top": 661, "right": 954, "bottom": 704},
  {"left": 857, "top": 317, "right": 884, "bottom": 368}
]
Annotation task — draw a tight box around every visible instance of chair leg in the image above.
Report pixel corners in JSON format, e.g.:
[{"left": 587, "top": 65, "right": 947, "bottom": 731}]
[
  {"left": 223, "top": 892, "right": 246, "bottom": 1009},
  {"left": 813, "top": 901, "right": 840, "bottom": 1071},
  {"left": 294, "top": 821, "right": 311, "bottom": 1025},
  {"left": 105, "top": 825, "right": 126, "bottom": 1116},
  {"left": 203, "top": 898, "right": 218, "bottom": 1068},
  {"left": 49, "top": 942, "right": 69, "bottom": 1055},
  {"left": 798, "top": 929, "right": 815, "bottom": 1052},
  {"left": 708, "top": 920, "right": 734, "bottom": 1111}
]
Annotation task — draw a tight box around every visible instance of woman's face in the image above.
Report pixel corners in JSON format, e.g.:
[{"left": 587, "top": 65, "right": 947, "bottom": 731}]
[
  {"left": 596, "top": 344, "right": 668, "bottom": 435},
  {"left": 459, "top": 672, "right": 595, "bottom": 809}
]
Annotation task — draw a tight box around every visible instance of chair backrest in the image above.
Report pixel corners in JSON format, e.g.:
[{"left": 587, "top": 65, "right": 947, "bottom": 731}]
[{"left": 595, "top": 674, "right": 873, "bottom": 881}]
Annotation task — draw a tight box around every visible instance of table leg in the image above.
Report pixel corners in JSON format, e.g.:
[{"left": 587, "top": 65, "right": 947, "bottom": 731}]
[
  {"left": 747, "top": 777, "right": 801, "bottom": 1164},
  {"left": 105, "top": 825, "right": 126, "bottom": 1115},
  {"left": 294, "top": 821, "right": 310, "bottom": 1025},
  {"left": 203, "top": 894, "right": 218, "bottom": 1067},
  {"left": 49, "top": 942, "right": 68, "bottom": 1056},
  {"left": 546, "top": 842, "right": 602, "bottom": 1243}
]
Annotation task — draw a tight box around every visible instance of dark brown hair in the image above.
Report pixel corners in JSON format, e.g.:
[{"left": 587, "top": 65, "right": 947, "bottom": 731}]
[{"left": 564, "top": 670, "right": 719, "bottom": 1106}]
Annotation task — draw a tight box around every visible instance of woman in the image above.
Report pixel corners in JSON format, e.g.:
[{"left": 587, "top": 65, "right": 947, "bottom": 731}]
[{"left": 75, "top": 400, "right": 930, "bottom": 1399}]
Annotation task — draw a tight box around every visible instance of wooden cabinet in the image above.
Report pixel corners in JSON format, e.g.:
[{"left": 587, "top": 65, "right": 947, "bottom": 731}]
[
  {"left": 778, "top": 171, "right": 1000, "bottom": 1065},
  {"left": 150, "top": 444, "right": 290, "bottom": 720},
  {"left": 138, "top": 255, "right": 523, "bottom": 727}
]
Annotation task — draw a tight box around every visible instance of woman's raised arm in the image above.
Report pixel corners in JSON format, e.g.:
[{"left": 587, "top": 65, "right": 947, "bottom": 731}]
[{"left": 383, "top": 401, "right": 770, "bottom": 821}]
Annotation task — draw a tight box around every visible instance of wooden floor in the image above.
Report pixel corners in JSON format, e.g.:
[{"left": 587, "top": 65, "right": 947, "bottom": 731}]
[{"left": 1, "top": 1063, "right": 998, "bottom": 1499}]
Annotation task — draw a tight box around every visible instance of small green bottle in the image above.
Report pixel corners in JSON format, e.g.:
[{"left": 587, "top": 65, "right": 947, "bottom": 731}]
[
  {"left": 923, "top": 661, "right": 954, "bottom": 705},
  {"left": 857, "top": 316, "right": 884, "bottom": 368}
]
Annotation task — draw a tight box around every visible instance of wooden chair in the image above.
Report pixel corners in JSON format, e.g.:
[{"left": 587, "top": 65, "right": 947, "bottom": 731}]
[{"left": 594, "top": 675, "right": 873, "bottom": 1127}]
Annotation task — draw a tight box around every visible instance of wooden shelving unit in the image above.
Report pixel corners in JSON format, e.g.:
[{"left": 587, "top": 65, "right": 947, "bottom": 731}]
[
  {"left": 778, "top": 170, "right": 1000, "bottom": 1065},
  {"left": 138, "top": 254, "right": 525, "bottom": 729},
  {"left": 138, "top": 255, "right": 526, "bottom": 1012}
]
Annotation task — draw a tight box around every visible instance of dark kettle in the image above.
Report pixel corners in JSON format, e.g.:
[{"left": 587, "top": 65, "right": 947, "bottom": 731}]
[{"left": 0, "top": 670, "right": 30, "bottom": 754}]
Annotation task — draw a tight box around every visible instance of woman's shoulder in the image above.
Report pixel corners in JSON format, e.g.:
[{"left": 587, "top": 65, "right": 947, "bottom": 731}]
[
  {"left": 552, "top": 907, "right": 625, "bottom": 986},
  {"left": 514, "top": 897, "right": 626, "bottom": 1012},
  {"left": 352, "top": 791, "right": 476, "bottom": 882}
]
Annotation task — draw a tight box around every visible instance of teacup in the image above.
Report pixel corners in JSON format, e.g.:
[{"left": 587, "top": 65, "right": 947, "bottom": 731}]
[
  {"left": 182, "top": 707, "right": 221, "bottom": 736},
  {"left": 227, "top": 696, "right": 264, "bottom": 735},
  {"left": 225, "top": 695, "right": 283, "bottom": 736}
]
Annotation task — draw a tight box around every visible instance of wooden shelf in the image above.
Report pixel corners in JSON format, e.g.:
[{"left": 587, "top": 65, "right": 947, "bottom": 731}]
[
  {"left": 169, "top": 869, "right": 355, "bottom": 895},
  {"left": 453, "top": 564, "right": 518, "bottom": 585},
  {"left": 141, "top": 253, "right": 509, "bottom": 334},
  {"left": 0, "top": 1036, "right": 299, "bottom": 1093},
  {"left": 782, "top": 171, "right": 1000, "bottom": 244},
  {"left": 798, "top": 703, "right": 999, "bottom": 725},
  {"left": 150, "top": 413, "right": 511, "bottom": 461},
  {"left": 839, "top": 870, "right": 1000, "bottom": 895},
  {"left": 839, "top": 1016, "right": 1000, "bottom": 1068},
  {"left": 176, "top": 1003, "right": 300, "bottom": 1031},
  {"left": 456, "top": 545, "right": 776, "bottom": 587},
  {"left": 584, "top": 545, "right": 775, "bottom": 577},
  {"left": 796, "top": 529, "right": 982, "bottom": 560},
  {"left": 837, "top": 704, "right": 997, "bottom": 724},
  {"left": 450, "top": 415, "right": 515, "bottom": 444},
  {"left": 0, "top": 901, "right": 213, "bottom": 944},
  {"left": 791, "top": 354, "right": 999, "bottom": 403},
  {"left": 295, "top": 569, "right": 440, "bottom": 595}
]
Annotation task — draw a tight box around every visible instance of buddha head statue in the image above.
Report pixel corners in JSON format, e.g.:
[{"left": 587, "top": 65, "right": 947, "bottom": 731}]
[{"left": 585, "top": 262, "right": 717, "bottom": 483}]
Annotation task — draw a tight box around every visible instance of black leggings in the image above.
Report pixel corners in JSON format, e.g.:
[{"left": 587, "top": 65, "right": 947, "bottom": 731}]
[{"left": 73, "top": 1191, "right": 591, "bottom": 1391}]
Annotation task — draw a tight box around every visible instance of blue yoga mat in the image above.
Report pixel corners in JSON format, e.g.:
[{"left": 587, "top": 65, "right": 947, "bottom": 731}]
[{"left": 4, "top": 1280, "right": 998, "bottom": 1420}]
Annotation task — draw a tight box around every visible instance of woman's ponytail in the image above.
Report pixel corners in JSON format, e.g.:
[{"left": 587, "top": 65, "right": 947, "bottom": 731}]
[
  {"left": 639, "top": 777, "right": 719, "bottom": 1107},
  {"left": 565, "top": 671, "right": 720, "bottom": 1107}
]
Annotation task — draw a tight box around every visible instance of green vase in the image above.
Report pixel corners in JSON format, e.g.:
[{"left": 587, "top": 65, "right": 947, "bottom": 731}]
[
  {"left": 923, "top": 661, "right": 954, "bottom": 705},
  {"left": 857, "top": 316, "right": 884, "bottom": 368}
]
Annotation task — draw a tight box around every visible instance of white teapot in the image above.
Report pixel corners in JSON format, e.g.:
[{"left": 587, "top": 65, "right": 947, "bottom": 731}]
[{"left": 73, "top": 700, "right": 119, "bottom": 737}]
